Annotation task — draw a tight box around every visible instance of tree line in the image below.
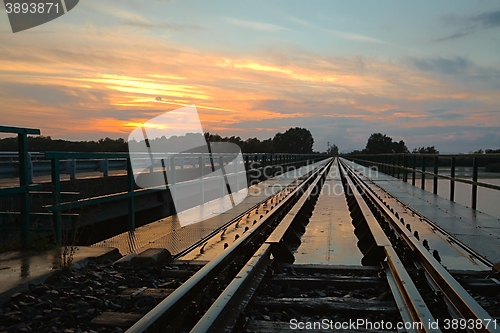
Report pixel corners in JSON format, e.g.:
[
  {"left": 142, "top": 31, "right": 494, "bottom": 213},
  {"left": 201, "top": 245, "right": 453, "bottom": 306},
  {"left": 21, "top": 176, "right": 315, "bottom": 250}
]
[
  {"left": 0, "top": 127, "right": 315, "bottom": 154},
  {"left": 345, "top": 133, "right": 439, "bottom": 155},
  {"left": 339, "top": 132, "right": 500, "bottom": 169}
]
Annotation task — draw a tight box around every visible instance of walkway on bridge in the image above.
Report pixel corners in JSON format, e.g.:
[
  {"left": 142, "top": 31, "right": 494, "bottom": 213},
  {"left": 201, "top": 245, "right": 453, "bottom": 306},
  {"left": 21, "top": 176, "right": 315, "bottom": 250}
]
[
  {"left": 293, "top": 161, "right": 363, "bottom": 266},
  {"left": 342, "top": 158, "right": 500, "bottom": 266},
  {"left": 93, "top": 159, "right": 331, "bottom": 257}
]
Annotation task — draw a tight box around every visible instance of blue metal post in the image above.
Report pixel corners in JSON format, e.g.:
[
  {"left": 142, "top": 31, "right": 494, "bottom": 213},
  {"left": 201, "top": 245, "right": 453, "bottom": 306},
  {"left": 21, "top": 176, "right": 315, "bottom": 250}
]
[
  {"left": 18, "top": 133, "right": 30, "bottom": 247},
  {"left": 450, "top": 157, "right": 455, "bottom": 202},
  {"left": 433, "top": 156, "right": 438, "bottom": 195},
  {"left": 412, "top": 155, "right": 416, "bottom": 186},
  {"left": 403, "top": 155, "right": 408, "bottom": 182},
  {"left": 396, "top": 155, "right": 401, "bottom": 179},
  {"left": 127, "top": 158, "right": 135, "bottom": 231},
  {"left": 472, "top": 157, "right": 478, "bottom": 210},
  {"left": 51, "top": 159, "right": 62, "bottom": 246},
  {"left": 421, "top": 156, "right": 426, "bottom": 190},
  {"left": 391, "top": 155, "right": 394, "bottom": 177}
]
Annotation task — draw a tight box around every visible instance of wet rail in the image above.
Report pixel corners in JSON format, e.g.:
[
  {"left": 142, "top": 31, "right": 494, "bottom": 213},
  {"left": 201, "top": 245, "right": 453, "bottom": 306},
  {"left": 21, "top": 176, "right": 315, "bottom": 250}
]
[
  {"left": 2, "top": 157, "right": 499, "bottom": 333},
  {"left": 123, "top": 157, "right": 499, "bottom": 332},
  {"left": 340, "top": 159, "right": 498, "bottom": 332},
  {"left": 124, "top": 158, "right": 333, "bottom": 332}
]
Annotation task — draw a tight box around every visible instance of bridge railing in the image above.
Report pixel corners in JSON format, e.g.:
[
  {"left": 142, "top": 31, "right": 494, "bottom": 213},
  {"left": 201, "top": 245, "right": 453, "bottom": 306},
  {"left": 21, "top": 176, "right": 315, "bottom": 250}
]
[
  {"left": 43, "top": 151, "right": 325, "bottom": 246},
  {"left": 0, "top": 126, "right": 41, "bottom": 247},
  {"left": 1, "top": 125, "right": 327, "bottom": 248},
  {"left": 0, "top": 151, "right": 324, "bottom": 182},
  {"left": 343, "top": 153, "right": 500, "bottom": 210}
]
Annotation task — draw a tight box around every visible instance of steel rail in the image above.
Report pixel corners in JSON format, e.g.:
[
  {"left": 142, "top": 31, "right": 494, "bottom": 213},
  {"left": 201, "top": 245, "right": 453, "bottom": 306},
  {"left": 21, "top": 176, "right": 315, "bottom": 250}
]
[
  {"left": 189, "top": 160, "right": 332, "bottom": 333},
  {"left": 340, "top": 158, "right": 500, "bottom": 333},
  {"left": 173, "top": 158, "right": 331, "bottom": 260},
  {"left": 125, "top": 159, "right": 332, "bottom": 333},
  {"left": 343, "top": 158, "right": 495, "bottom": 268},
  {"left": 190, "top": 244, "right": 272, "bottom": 333},
  {"left": 339, "top": 161, "right": 440, "bottom": 333}
]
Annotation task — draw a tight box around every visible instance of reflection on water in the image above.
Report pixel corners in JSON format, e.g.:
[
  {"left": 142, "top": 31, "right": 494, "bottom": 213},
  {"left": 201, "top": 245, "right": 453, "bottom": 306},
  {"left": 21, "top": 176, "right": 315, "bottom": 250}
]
[
  {"left": 389, "top": 167, "right": 500, "bottom": 219},
  {"left": 438, "top": 167, "right": 500, "bottom": 179}
]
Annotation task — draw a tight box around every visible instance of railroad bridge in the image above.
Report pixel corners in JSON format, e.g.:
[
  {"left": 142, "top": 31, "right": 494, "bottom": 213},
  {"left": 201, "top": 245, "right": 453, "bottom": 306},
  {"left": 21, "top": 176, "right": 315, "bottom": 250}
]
[{"left": 1, "top": 125, "right": 499, "bottom": 332}]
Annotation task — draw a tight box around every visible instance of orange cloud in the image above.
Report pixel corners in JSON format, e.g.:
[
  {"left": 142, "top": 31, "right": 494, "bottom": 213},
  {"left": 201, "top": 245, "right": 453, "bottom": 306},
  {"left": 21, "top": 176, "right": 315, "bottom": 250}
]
[{"left": 0, "top": 23, "right": 498, "bottom": 142}]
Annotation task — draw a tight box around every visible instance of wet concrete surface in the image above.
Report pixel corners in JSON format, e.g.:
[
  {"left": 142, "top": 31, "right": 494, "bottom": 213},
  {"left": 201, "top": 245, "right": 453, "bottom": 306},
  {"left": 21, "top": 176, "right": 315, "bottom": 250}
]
[
  {"left": 94, "top": 159, "right": 331, "bottom": 258},
  {"left": 0, "top": 246, "right": 119, "bottom": 304}
]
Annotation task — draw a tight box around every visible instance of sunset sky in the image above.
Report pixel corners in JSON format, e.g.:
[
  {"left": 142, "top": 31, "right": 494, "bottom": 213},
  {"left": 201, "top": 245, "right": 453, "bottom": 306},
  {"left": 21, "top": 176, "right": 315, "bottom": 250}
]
[{"left": 1, "top": 1, "right": 499, "bottom": 153}]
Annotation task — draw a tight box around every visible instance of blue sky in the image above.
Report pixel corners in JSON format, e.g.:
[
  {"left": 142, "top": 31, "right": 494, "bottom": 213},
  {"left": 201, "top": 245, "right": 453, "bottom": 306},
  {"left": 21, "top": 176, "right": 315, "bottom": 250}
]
[{"left": 1, "top": 0, "right": 499, "bottom": 152}]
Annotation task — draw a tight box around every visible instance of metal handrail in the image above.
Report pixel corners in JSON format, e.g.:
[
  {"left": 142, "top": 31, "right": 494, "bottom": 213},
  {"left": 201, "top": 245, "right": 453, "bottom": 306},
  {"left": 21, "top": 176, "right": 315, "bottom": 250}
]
[
  {"left": 1, "top": 124, "right": 328, "bottom": 248},
  {"left": 0, "top": 126, "right": 41, "bottom": 247},
  {"left": 44, "top": 151, "right": 326, "bottom": 246},
  {"left": 344, "top": 153, "right": 500, "bottom": 210},
  {"left": 341, "top": 159, "right": 498, "bottom": 332},
  {"left": 346, "top": 153, "right": 500, "bottom": 158},
  {"left": 354, "top": 160, "right": 500, "bottom": 191}
]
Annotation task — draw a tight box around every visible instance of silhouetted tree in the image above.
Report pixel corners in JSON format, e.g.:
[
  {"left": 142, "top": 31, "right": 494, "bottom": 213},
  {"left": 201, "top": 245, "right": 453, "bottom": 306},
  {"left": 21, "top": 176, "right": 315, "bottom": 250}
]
[
  {"left": 327, "top": 143, "right": 339, "bottom": 156},
  {"left": 412, "top": 146, "right": 439, "bottom": 154},
  {"left": 393, "top": 140, "right": 409, "bottom": 153},
  {"left": 272, "top": 127, "right": 314, "bottom": 154},
  {"left": 364, "top": 133, "right": 409, "bottom": 154},
  {"left": 486, "top": 149, "right": 500, "bottom": 154},
  {"left": 0, "top": 127, "right": 318, "bottom": 154}
]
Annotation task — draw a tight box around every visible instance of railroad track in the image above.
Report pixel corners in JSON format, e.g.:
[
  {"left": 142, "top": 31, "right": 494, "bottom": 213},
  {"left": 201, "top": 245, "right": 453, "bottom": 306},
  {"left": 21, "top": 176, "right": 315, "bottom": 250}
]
[
  {"left": 3, "top": 157, "right": 498, "bottom": 332},
  {"left": 119, "top": 157, "right": 499, "bottom": 332},
  {"left": 338, "top": 158, "right": 500, "bottom": 332},
  {"left": 121, "top": 158, "right": 334, "bottom": 332}
]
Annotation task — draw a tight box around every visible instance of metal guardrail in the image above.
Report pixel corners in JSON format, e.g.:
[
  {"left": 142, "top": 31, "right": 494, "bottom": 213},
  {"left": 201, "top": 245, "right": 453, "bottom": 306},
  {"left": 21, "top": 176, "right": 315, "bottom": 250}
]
[
  {"left": 340, "top": 159, "right": 499, "bottom": 332},
  {"left": 0, "top": 151, "right": 325, "bottom": 181},
  {"left": 1, "top": 125, "right": 327, "bottom": 248},
  {"left": 344, "top": 153, "right": 500, "bottom": 210},
  {"left": 0, "top": 126, "right": 41, "bottom": 247},
  {"left": 44, "top": 151, "right": 325, "bottom": 246}
]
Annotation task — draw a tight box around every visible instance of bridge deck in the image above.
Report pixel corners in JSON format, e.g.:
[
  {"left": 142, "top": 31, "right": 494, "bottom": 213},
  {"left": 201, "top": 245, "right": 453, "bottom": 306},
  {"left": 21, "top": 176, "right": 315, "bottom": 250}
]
[
  {"left": 93, "top": 160, "right": 330, "bottom": 257},
  {"left": 343, "top": 158, "right": 500, "bottom": 265},
  {"left": 293, "top": 163, "right": 363, "bottom": 265}
]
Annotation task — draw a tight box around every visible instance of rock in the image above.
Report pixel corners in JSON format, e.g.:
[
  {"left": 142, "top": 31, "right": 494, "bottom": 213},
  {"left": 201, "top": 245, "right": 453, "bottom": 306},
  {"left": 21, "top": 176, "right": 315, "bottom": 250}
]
[
  {"left": 94, "top": 299, "right": 104, "bottom": 309},
  {"left": 10, "top": 293, "right": 23, "bottom": 301},
  {"left": 7, "top": 322, "right": 26, "bottom": 331},
  {"left": 32, "top": 285, "right": 49, "bottom": 295},
  {"left": 95, "top": 289, "right": 106, "bottom": 295},
  {"left": 284, "top": 287, "right": 300, "bottom": 297},
  {"left": 130, "top": 248, "right": 171, "bottom": 266},
  {"left": 77, "top": 300, "right": 90, "bottom": 307}
]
